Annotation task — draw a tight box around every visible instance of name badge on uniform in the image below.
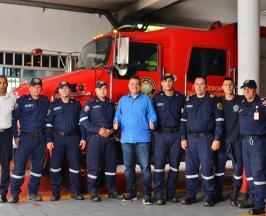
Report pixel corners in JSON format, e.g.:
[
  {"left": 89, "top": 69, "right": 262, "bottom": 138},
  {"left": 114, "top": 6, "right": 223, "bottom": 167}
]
[
  {"left": 156, "top": 103, "right": 164, "bottom": 107},
  {"left": 254, "top": 106, "right": 259, "bottom": 120},
  {"left": 93, "top": 105, "right": 101, "bottom": 108},
  {"left": 53, "top": 106, "right": 62, "bottom": 111},
  {"left": 186, "top": 104, "right": 193, "bottom": 108},
  {"left": 25, "top": 104, "right": 34, "bottom": 108}
]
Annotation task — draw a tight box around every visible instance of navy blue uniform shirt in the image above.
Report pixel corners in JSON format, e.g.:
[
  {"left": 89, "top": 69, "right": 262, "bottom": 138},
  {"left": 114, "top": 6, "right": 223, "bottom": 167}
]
[
  {"left": 79, "top": 96, "right": 115, "bottom": 135},
  {"left": 239, "top": 95, "right": 266, "bottom": 136},
  {"left": 46, "top": 98, "right": 85, "bottom": 142},
  {"left": 153, "top": 91, "right": 185, "bottom": 129},
  {"left": 181, "top": 93, "right": 224, "bottom": 141},
  {"left": 12, "top": 94, "right": 49, "bottom": 138},
  {"left": 220, "top": 95, "right": 242, "bottom": 142}
]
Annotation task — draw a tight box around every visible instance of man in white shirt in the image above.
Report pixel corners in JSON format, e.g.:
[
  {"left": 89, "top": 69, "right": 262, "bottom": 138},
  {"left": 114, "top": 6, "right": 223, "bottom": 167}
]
[{"left": 0, "top": 75, "right": 16, "bottom": 203}]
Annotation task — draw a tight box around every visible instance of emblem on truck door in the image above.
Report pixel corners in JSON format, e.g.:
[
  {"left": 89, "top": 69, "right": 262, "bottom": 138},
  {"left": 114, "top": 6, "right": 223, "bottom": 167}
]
[{"left": 140, "top": 78, "right": 156, "bottom": 97}]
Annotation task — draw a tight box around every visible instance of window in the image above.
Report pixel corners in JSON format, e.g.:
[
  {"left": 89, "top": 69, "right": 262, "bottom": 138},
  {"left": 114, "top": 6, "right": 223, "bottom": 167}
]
[
  {"left": 80, "top": 36, "right": 112, "bottom": 69},
  {"left": 5, "top": 53, "right": 13, "bottom": 65},
  {"left": 24, "top": 54, "right": 32, "bottom": 66},
  {"left": 0, "top": 52, "right": 3, "bottom": 64},
  {"left": 42, "top": 55, "right": 49, "bottom": 67},
  {"left": 114, "top": 42, "right": 158, "bottom": 79},
  {"left": 15, "top": 53, "right": 22, "bottom": 66},
  {"left": 187, "top": 47, "right": 226, "bottom": 82},
  {"left": 51, "top": 55, "right": 58, "bottom": 68},
  {"left": 33, "top": 55, "right": 41, "bottom": 67}
]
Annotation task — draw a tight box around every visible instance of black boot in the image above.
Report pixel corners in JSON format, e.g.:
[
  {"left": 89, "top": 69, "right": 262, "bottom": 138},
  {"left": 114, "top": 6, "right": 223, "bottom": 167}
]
[
  {"left": 230, "top": 186, "right": 240, "bottom": 207},
  {"left": 215, "top": 186, "right": 224, "bottom": 202}
]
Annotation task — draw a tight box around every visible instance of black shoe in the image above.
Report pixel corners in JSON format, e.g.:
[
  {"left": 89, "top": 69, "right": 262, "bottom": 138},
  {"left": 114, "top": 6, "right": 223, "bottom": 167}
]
[
  {"left": 121, "top": 193, "right": 137, "bottom": 202},
  {"left": 108, "top": 191, "right": 124, "bottom": 200},
  {"left": 0, "top": 195, "right": 7, "bottom": 203},
  {"left": 238, "top": 200, "right": 254, "bottom": 209},
  {"left": 181, "top": 197, "right": 197, "bottom": 205},
  {"left": 155, "top": 198, "right": 165, "bottom": 205},
  {"left": 71, "top": 193, "right": 84, "bottom": 200},
  {"left": 230, "top": 186, "right": 240, "bottom": 207},
  {"left": 8, "top": 195, "right": 19, "bottom": 203},
  {"left": 248, "top": 208, "right": 265, "bottom": 215},
  {"left": 50, "top": 191, "right": 60, "bottom": 201},
  {"left": 204, "top": 199, "right": 215, "bottom": 207},
  {"left": 91, "top": 193, "right": 101, "bottom": 202},
  {"left": 28, "top": 194, "right": 42, "bottom": 201},
  {"left": 167, "top": 195, "right": 179, "bottom": 203},
  {"left": 142, "top": 197, "right": 153, "bottom": 205}
]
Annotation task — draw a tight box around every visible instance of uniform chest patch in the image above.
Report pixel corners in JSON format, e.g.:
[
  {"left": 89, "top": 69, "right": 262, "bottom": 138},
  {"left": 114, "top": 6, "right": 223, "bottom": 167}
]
[
  {"left": 186, "top": 104, "right": 193, "bottom": 108},
  {"left": 233, "top": 105, "right": 239, "bottom": 112},
  {"left": 156, "top": 103, "right": 164, "bottom": 107},
  {"left": 93, "top": 105, "right": 101, "bottom": 108},
  {"left": 25, "top": 104, "right": 34, "bottom": 108},
  {"left": 53, "top": 106, "right": 62, "bottom": 111}
]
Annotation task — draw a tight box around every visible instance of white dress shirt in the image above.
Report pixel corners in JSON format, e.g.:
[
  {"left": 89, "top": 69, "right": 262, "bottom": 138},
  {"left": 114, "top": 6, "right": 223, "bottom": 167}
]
[{"left": 0, "top": 92, "right": 16, "bottom": 129}]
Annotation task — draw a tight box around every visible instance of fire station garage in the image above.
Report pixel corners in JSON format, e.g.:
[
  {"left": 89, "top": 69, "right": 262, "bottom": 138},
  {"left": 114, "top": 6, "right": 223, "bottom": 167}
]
[{"left": 0, "top": 0, "right": 265, "bottom": 216}]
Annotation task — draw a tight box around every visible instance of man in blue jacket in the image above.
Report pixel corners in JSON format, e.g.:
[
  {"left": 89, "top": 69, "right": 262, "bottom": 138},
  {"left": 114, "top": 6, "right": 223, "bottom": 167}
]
[{"left": 114, "top": 76, "right": 157, "bottom": 205}]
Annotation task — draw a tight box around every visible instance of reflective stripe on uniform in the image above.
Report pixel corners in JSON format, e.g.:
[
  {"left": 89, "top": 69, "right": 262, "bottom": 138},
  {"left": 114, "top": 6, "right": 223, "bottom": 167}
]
[
  {"left": 51, "top": 168, "right": 61, "bottom": 173},
  {"left": 79, "top": 117, "right": 88, "bottom": 123},
  {"left": 215, "top": 172, "right": 225, "bottom": 177},
  {"left": 186, "top": 174, "right": 199, "bottom": 179},
  {"left": 233, "top": 174, "right": 242, "bottom": 180},
  {"left": 169, "top": 166, "right": 178, "bottom": 172},
  {"left": 30, "top": 171, "right": 42, "bottom": 177},
  {"left": 105, "top": 172, "right": 116, "bottom": 176},
  {"left": 247, "top": 177, "right": 254, "bottom": 181},
  {"left": 12, "top": 174, "right": 25, "bottom": 179},
  {"left": 69, "top": 168, "right": 79, "bottom": 174},
  {"left": 87, "top": 174, "right": 97, "bottom": 179},
  {"left": 154, "top": 168, "right": 164, "bottom": 172},
  {"left": 181, "top": 118, "right": 187, "bottom": 122},
  {"left": 201, "top": 174, "right": 214, "bottom": 180},
  {"left": 46, "top": 123, "right": 53, "bottom": 127},
  {"left": 254, "top": 181, "right": 266, "bottom": 185},
  {"left": 215, "top": 118, "right": 224, "bottom": 122}
]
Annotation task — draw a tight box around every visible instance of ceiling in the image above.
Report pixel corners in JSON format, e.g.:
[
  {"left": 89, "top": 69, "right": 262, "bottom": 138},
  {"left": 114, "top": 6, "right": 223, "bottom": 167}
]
[{"left": 1, "top": 0, "right": 266, "bottom": 28}]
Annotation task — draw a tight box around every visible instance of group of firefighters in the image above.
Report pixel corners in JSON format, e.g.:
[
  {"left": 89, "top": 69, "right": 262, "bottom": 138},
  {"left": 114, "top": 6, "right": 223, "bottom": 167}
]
[{"left": 0, "top": 73, "right": 265, "bottom": 215}]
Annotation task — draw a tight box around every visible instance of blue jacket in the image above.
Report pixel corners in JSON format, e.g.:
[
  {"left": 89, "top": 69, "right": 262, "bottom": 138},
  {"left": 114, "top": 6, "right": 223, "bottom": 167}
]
[{"left": 114, "top": 93, "right": 157, "bottom": 143}]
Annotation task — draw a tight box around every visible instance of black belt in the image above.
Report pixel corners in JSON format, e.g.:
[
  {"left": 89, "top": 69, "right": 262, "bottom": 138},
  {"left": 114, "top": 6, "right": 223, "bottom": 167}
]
[
  {"left": 21, "top": 131, "right": 43, "bottom": 137},
  {"left": 0, "top": 128, "right": 11, "bottom": 133},
  {"left": 55, "top": 130, "right": 77, "bottom": 136},
  {"left": 157, "top": 128, "right": 179, "bottom": 133},
  {"left": 188, "top": 131, "right": 213, "bottom": 137},
  {"left": 242, "top": 135, "right": 266, "bottom": 140}
]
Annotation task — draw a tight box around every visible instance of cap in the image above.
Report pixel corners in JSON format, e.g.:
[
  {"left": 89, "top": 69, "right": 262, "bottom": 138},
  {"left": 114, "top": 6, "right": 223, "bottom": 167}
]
[
  {"left": 30, "top": 78, "right": 42, "bottom": 87},
  {"left": 162, "top": 73, "right": 174, "bottom": 81},
  {"left": 240, "top": 80, "right": 257, "bottom": 89},
  {"left": 96, "top": 80, "right": 107, "bottom": 88},
  {"left": 58, "top": 81, "right": 70, "bottom": 89}
]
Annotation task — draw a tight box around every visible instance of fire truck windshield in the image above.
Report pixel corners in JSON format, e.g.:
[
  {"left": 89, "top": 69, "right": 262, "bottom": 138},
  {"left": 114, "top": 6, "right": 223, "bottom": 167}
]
[{"left": 79, "top": 36, "right": 112, "bottom": 69}]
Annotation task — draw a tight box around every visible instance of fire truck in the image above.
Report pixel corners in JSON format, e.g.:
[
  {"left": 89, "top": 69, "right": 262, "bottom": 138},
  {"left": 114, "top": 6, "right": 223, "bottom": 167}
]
[{"left": 12, "top": 22, "right": 265, "bottom": 193}]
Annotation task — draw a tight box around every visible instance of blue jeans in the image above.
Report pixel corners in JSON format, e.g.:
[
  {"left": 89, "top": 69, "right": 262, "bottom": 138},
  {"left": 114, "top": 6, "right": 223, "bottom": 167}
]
[{"left": 122, "top": 142, "right": 152, "bottom": 199}]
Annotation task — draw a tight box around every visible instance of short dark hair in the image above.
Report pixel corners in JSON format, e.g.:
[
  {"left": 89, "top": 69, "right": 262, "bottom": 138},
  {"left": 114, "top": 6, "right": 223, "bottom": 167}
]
[
  {"left": 194, "top": 75, "right": 207, "bottom": 84},
  {"left": 129, "top": 75, "right": 141, "bottom": 83},
  {"left": 223, "top": 77, "right": 234, "bottom": 83},
  {"left": 0, "top": 75, "right": 8, "bottom": 82}
]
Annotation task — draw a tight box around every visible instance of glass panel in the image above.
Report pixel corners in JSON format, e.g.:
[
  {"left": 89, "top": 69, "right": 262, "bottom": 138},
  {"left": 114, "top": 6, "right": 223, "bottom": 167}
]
[
  {"left": 5, "top": 53, "right": 13, "bottom": 65},
  {"left": 15, "top": 53, "right": 22, "bottom": 66}
]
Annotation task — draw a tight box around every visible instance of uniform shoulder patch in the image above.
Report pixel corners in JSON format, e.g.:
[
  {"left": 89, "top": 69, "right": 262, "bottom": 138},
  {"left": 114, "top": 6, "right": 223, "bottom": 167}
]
[{"left": 217, "top": 102, "right": 223, "bottom": 110}]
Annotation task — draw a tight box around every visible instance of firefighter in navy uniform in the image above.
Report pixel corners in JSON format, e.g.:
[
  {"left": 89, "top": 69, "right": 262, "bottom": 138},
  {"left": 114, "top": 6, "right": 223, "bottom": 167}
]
[
  {"left": 214, "top": 77, "right": 243, "bottom": 205},
  {"left": 9, "top": 78, "right": 49, "bottom": 203},
  {"left": 79, "top": 81, "right": 123, "bottom": 202},
  {"left": 46, "top": 81, "right": 86, "bottom": 201},
  {"left": 180, "top": 76, "right": 224, "bottom": 207},
  {"left": 238, "top": 80, "right": 266, "bottom": 215},
  {"left": 153, "top": 73, "right": 185, "bottom": 205}
]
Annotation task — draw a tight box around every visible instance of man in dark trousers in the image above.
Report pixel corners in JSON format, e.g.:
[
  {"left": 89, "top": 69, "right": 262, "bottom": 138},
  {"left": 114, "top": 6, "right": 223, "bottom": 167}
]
[
  {"left": 0, "top": 75, "right": 16, "bottom": 203},
  {"left": 153, "top": 73, "right": 185, "bottom": 205},
  {"left": 80, "top": 81, "right": 123, "bottom": 202},
  {"left": 238, "top": 80, "right": 266, "bottom": 215},
  {"left": 9, "top": 78, "right": 49, "bottom": 203},
  {"left": 180, "top": 76, "right": 224, "bottom": 207},
  {"left": 46, "top": 81, "right": 86, "bottom": 201}
]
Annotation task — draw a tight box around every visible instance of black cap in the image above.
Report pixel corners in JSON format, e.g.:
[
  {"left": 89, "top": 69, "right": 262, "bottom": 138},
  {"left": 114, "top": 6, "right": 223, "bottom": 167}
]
[
  {"left": 58, "top": 81, "right": 70, "bottom": 89},
  {"left": 30, "top": 78, "right": 42, "bottom": 87},
  {"left": 240, "top": 80, "right": 257, "bottom": 89},
  {"left": 96, "top": 80, "right": 107, "bottom": 88},
  {"left": 162, "top": 73, "right": 175, "bottom": 81}
]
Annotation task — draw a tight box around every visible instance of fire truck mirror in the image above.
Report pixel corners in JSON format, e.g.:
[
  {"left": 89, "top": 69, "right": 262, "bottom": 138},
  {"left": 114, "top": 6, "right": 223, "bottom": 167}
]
[
  {"left": 116, "top": 37, "right": 129, "bottom": 65},
  {"left": 115, "top": 64, "right": 128, "bottom": 76}
]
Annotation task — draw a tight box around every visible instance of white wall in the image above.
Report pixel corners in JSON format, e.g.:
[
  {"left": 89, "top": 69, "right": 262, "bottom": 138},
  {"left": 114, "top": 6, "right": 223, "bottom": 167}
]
[{"left": 0, "top": 3, "right": 112, "bottom": 53}]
